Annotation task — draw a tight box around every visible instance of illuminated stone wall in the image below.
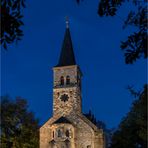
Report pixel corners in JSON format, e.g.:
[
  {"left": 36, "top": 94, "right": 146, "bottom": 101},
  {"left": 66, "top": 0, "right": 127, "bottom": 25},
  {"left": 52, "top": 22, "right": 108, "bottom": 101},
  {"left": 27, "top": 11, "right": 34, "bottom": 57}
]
[{"left": 40, "top": 65, "right": 105, "bottom": 148}]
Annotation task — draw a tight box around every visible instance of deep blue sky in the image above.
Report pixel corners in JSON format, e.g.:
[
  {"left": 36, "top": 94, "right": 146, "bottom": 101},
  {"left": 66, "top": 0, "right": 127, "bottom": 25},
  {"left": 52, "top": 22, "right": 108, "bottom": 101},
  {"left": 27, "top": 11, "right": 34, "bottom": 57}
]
[{"left": 1, "top": 0, "right": 147, "bottom": 128}]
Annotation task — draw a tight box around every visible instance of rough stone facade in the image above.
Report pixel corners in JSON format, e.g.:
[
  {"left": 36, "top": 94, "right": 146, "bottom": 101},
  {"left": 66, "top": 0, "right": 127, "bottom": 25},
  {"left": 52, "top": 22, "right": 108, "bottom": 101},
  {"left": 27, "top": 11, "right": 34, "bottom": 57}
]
[
  {"left": 40, "top": 65, "right": 105, "bottom": 148},
  {"left": 53, "top": 66, "right": 82, "bottom": 116}
]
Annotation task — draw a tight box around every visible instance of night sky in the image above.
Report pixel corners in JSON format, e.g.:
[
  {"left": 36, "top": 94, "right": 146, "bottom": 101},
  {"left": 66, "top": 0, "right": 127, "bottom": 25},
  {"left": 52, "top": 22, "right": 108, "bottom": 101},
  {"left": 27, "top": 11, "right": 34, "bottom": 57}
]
[{"left": 1, "top": 0, "right": 147, "bottom": 129}]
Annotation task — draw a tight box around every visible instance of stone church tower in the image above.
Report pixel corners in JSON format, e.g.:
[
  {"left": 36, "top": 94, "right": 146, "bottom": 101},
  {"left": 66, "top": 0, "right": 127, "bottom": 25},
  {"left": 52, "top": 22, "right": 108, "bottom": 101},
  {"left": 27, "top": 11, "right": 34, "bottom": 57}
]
[{"left": 40, "top": 19, "right": 105, "bottom": 148}]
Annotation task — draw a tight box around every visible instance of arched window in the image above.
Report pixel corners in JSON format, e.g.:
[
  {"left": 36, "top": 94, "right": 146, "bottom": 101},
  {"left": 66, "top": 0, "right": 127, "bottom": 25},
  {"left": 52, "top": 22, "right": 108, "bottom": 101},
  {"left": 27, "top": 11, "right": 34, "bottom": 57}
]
[
  {"left": 60, "top": 76, "right": 64, "bottom": 85},
  {"left": 65, "top": 130, "right": 70, "bottom": 137},
  {"left": 53, "top": 131, "right": 54, "bottom": 138},
  {"left": 57, "top": 129, "right": 62, "bottom": 137},
  {"left": 66, "top": 76, "right": 70, "bottom": 85}
]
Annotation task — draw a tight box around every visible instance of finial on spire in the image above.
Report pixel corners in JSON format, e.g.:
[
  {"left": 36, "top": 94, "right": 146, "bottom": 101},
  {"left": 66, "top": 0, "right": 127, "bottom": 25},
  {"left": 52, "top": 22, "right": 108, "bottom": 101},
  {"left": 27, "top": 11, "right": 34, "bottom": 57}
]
[{"left": 65, "top": 16, "right": 69, "bottom": 28}]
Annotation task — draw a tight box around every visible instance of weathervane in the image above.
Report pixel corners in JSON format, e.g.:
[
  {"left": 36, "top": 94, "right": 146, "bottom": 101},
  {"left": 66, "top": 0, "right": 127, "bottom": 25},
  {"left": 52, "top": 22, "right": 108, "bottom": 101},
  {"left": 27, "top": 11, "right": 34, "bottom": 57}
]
[{"left": 65, "top": 16, "right": 69, "bottom": 28}]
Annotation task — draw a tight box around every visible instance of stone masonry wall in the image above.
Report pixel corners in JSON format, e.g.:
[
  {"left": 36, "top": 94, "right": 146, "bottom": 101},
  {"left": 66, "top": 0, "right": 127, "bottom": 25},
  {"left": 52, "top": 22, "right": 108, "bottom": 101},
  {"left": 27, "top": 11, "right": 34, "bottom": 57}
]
[
  {"left": 53, "top": 87, "right": 81, "bottom": 116},
  {"left": 40, "top": 113, "right": 105, "bottom": 148},
  {"left": 40, "top": 65, "right": 105, "bottom": 148}
]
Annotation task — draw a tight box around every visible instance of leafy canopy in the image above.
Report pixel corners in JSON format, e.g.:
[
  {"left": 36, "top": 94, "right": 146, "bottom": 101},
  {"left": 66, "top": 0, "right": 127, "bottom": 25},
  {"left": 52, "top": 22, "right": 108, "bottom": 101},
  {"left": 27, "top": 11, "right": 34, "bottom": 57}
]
[
  {"left": 109, "top": 85, "right": 147, "bottom": 148},
  {"left": 76, "top": 0, "right": 147, "bottom": 64},
  {"left": 1, "top": 0, "right": 26, "bottom": 50},
  {"left": 0, "top": 96, "right": 39, "bottom": 148},
  {"left": 98, "top": 0, "right": 147, "bottom": 64}
]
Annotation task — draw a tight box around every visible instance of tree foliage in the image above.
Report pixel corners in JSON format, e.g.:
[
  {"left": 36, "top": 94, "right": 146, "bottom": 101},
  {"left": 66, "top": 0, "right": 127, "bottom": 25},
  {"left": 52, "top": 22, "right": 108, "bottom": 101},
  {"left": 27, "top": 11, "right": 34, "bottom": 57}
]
[
  {"left": 84, "top": 110, "right": 102, "bottom": 128},
  {"left": 84, "top": 110, "right": 113, "bottom": 148},
  {"left": 0, "top": 96, "right": 39, "bottom": 148},
  {"left": 98, "top": 0, "right": 147, "bottom": 64},
  {"left": 1, "top": 0, "right": 26, "bottom": 50},
  {"left": 109, "top": 85, "right": 147, "bottom": 148}
]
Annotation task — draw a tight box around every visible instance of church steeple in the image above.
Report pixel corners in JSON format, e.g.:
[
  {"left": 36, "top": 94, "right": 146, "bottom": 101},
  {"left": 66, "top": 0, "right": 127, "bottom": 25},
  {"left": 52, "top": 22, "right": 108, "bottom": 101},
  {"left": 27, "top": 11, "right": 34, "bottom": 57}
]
[
  {"left": 53, "top": 19, "right": 82, "bottom": 116},
  {"left": 40, "top": 18, "right": 105, "bottom": 148},
  {"left": 56, "top": 18, "right": 76, "bottom": 67}
]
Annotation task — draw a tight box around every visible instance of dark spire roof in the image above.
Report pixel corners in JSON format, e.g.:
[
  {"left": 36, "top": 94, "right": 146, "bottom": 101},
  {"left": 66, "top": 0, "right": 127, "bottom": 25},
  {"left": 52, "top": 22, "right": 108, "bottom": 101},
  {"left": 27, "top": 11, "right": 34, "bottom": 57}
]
[
  {"left": 53, "top": 117, "right": 71, "bottom": 124},
  {"left": 56, "top": 19, "right": 76, "bottom": 67}
]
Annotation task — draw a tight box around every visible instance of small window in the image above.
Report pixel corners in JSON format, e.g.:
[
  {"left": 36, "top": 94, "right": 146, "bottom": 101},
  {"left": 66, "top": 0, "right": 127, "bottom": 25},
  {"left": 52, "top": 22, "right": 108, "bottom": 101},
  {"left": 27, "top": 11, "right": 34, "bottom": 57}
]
[
  {"left": 65, "top": 130, "right": 70, "bottom": 137},
  {"left": 53, "top": 131, "right": 54, "bottom": 138},
  {"left": 57, "top": 129, "right": 62, "bottom": 137},
  {"left": 66, "top": 76, "right": 70, "bottom": 85},
  {"left": 60, "top": 76, "right": 64, "bottom": 85}
]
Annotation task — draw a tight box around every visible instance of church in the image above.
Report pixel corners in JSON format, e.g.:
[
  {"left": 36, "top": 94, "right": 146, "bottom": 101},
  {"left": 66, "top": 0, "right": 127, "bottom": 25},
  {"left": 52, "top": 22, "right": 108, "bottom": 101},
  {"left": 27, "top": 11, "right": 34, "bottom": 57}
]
[{"left": 39, "top": 19, "right": 105, "bottom": 148}]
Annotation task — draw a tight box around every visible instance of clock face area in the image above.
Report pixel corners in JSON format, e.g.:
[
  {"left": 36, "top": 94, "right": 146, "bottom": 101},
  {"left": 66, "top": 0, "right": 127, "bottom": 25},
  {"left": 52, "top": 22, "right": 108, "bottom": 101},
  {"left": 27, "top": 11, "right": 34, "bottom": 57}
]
[{"left": 60, "top": 94, "right": 69, "bottom": 102}]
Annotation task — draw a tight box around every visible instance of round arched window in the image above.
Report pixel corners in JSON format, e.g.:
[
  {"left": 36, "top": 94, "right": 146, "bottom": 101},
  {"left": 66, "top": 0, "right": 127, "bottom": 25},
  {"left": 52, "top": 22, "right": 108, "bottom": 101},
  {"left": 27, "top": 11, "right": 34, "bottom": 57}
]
[
  {"left": 65, "top": 130, "right": 70, "bottom": 137},
  {"left": 57, "top": 129, "right": 62, "bottom": 137},
  {"left": 66, "top": 76, "right": 70, "bottom": 85},
  {"left": 60, "top": 76, "right": 64, "bottom": 85}
]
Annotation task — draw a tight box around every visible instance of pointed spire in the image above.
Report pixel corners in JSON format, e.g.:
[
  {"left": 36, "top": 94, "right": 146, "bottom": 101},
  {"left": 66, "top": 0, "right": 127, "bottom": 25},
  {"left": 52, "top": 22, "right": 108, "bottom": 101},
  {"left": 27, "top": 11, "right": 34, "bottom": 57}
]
[{"left": 56, "top": 18, "right": 76, "bottom": 67}]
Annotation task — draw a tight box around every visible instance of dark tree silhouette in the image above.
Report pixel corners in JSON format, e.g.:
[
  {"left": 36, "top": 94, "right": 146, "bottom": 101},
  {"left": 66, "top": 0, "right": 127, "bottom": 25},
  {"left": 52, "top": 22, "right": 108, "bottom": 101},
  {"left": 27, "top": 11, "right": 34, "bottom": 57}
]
[
  {"left": 98, "top": 0, "right": 147, "bottom": 64},
  {"left": 1, "top": 0, "right": 26, "bottom": 50},
  {"left": 109, "top": 85, "right": 147, "bottom": 148},
  {"left": 0, "top": 96, "right": 39, "bottom": 148},
  {"left": 76, "top": 0, "right": 147, "bottom": 64}
]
